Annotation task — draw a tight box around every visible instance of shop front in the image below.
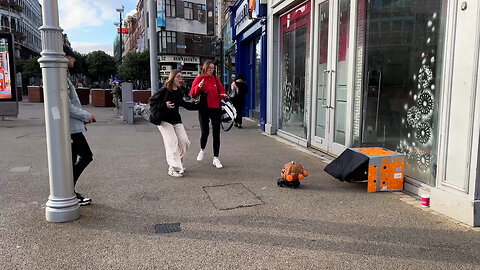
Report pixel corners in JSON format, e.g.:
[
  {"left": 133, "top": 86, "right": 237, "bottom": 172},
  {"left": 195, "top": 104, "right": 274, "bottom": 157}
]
[
  {"left": 231, "top": 0, "right": 267, "bottom": 129},
  {"left": 267, "top": 0, "right": 480, "bottom": 226}
]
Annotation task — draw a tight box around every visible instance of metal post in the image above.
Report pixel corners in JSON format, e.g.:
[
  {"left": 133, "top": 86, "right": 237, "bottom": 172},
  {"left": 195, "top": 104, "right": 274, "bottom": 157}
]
[
  {"left": 119, "top": 10, "right": 123, "bottom": 64},
  {"left": 148, "top": 0, "right": 158, "bottom": 95},
  {"left": 38, "top": 0, "right": 79, "bottom": 222},
  {"left": 116, "top": 6, "right": 124, "bottom": 65}
]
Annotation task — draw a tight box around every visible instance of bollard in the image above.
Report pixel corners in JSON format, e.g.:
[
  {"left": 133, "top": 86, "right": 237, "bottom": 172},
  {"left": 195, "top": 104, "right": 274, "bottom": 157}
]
[{"left": 121, "top": 82, "right": 134, "bottom": 124}]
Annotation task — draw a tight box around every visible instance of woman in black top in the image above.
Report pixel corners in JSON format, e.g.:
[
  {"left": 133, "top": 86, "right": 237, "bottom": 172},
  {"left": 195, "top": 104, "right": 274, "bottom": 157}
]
[
  {"left": 150, "top": 70, "right": 197, "bottom": 177},
  {"left": 230, "top": 73, "right": 248, "bottom": 128}
]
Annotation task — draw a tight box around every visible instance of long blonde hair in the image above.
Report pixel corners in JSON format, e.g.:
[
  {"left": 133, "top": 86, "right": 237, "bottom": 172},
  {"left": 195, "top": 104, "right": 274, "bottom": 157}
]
[
  {"left": 200, "top": 60, "right": 214, "bottom": 75},
  {"left": 164, "top": 70, "right": 182, "bottom": 91}
]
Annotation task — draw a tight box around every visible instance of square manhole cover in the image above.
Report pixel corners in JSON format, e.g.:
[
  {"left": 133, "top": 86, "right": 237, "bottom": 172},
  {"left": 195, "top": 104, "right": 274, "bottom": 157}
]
[
  {"left": 155, "top": 223, "right": 181, "bottom": 234},
  {"left": 203, "top": 183, "right": 264, "bottom": 210}
]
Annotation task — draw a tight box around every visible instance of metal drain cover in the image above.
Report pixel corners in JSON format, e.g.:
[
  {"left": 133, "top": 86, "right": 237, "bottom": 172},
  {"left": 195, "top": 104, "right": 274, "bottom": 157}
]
[{"left": 155, "top": 223, "right": 181, "bottom": 234}]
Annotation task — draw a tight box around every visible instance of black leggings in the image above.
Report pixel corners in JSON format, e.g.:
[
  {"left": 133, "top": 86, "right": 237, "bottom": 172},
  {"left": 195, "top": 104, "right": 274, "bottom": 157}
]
[
  {"left": 71, "top": 132, "right": 93, "bottom": 187},
  {"left": 198, "top": 108, "right": 221, "bottom": 157}
]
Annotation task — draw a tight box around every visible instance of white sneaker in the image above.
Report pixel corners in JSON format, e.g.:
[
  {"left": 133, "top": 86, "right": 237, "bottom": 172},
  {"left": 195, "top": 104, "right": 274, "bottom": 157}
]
[
  {"left": 168, "top": 170, "right": 183, "bottom": 177},
  {"left": 213, "top": 159, "right": 223, "bottom": 169},
  {"left": 197, "top": 151, "right": 204, "bottom": 161}
]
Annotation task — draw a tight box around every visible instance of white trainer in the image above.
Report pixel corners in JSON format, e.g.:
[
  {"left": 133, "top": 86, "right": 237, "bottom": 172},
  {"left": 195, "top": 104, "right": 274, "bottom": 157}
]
[
  {"left": 168, "top": 170, "right": 183, "bottom": 177},
  {"left": 213, "top": 159, "right": 223, "bottom": 169},
  {"left": 196, "top": 151, "right": 204, "bottom": 161}
]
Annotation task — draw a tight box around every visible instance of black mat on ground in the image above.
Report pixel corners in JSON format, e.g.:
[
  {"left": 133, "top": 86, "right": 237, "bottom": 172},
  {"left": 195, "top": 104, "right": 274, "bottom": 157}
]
[
  {"left": 155, "top": 223, "right": 181, "bottom": 234},
  {"left": 324, "top": 148, "right": 369, "bottom": 182}
]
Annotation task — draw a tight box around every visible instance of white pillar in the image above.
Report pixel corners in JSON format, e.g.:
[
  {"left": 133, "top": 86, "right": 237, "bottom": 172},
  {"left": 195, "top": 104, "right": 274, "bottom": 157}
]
[
  {"left": 39, "top": 0, "right": 79, "bottom": 222},
  {"left": 149, "top": 0, "right": 158, "bottom": 95}
]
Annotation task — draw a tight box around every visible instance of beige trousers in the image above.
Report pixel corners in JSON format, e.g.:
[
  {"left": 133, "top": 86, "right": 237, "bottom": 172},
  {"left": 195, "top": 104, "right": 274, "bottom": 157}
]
[{"left": 157, "top": 122, "right": 190, "bottom": 172}]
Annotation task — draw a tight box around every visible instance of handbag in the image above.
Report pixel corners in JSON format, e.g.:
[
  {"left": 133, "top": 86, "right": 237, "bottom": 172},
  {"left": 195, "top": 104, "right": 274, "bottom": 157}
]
[
  {"left": 149, "top": 90, "right": 168, "bottom": 125},
  {"left": 214, "top": 76, "right": 237, "bottom": 131},
  {"left": 220, "top": 99, "right": 237, "bottom": 131},
  {"left": 196, "top": 92, "right": 208, "bottom": 111}
]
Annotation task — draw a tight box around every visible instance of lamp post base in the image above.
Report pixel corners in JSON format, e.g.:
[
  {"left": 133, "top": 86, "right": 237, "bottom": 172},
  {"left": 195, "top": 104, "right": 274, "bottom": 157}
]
[{"left": 45, "top": 197, "right": 80, "bottom": 223}]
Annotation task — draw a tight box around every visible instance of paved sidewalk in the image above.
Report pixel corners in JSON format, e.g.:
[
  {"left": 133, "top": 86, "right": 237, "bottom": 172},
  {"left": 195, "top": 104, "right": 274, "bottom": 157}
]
[{"left": 1, "top": 101, "right": 480, "bottom": 269}]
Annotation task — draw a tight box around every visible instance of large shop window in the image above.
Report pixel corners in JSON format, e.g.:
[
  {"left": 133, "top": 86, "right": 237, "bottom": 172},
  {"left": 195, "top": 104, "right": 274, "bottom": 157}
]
[
  {"left": 279, "top": 1, "right": 311, "bottom": 139},
  {"left": 355, "top": 0, "right": 446, "bottom": 185}
]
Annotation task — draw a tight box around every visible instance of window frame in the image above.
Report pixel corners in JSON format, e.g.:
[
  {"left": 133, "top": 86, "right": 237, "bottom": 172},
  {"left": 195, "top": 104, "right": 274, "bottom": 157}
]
[{"left": 184, "top": 2, "right": 194, "bottom": 20}]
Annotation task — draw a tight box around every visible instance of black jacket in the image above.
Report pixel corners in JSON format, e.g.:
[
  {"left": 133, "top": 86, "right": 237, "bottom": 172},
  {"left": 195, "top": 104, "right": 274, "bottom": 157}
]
[
  {"left": 149, "top": 87, "right": 197, "bottom": 125},
  {"left": 230, "top": 81, "right": 248, "bottom": 108}
]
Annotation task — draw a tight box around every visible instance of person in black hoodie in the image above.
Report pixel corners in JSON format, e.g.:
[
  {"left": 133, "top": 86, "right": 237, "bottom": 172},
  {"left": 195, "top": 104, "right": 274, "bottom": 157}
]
[
  {"left": 150, "top": 70, "right": 197, "bottom": 177},
  {"left": 230, "top": 73, "right": 248, "bottom": 128}
]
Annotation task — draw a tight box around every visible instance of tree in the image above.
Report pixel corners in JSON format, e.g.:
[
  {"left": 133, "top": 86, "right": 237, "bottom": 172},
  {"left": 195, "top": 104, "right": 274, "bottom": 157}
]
[
  {"left": 118, "top": 51, "right": 150, "bottom": 89},
  {"left": 70, "top": 51, "right": 88, "bottom": 76},
  {"left": 22, "top": 56, "right": 42, "bottom": 86},
  {"left": 86, "top": 50, "right": 116, "bottom": 87}
]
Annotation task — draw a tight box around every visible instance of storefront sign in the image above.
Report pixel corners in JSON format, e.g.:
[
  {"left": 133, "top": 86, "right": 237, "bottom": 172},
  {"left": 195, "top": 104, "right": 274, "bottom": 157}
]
[
  {"left": 158, "top": 55, "right": 200, "bottom": 64},
  {"left": 160, "top": 70, "right": 198, "bottom": 77},
  {"left": 234, "top": 0, "right": 255, "bottom": 35}
]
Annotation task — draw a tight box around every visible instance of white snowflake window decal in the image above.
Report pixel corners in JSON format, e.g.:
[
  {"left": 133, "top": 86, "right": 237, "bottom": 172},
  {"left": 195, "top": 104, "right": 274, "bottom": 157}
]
[
  {"left": 417, "top": 91, "right": 434, "bottom": 115},
  {"left": 417, "top": 65, "right": 433, "bottom": 89},
  {"left": 415, "top": 122, "right": 432, "bottom": 144},
  {"left": 406, "top": 106, "right": 421, "bottom": 127}
]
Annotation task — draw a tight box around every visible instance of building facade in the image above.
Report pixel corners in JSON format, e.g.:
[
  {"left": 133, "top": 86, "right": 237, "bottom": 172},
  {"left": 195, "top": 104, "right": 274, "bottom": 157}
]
[
  {"left": 219, "top": 0, "right": 236, "bottom": 93},
  {"left": 230, "top": 0, "right": 267, "bottom": 129},
  {"left": 265, "top": 0, "right": 480, "bottom": 226},
  {"left": 123, "top": 13, "right": 140, "bottom": 57},
  {"left": 141, "top": 0, "right": 218, "bottom": 86},
  {"left": 0, "top": 0, "right": 41, "bottom": 58}
]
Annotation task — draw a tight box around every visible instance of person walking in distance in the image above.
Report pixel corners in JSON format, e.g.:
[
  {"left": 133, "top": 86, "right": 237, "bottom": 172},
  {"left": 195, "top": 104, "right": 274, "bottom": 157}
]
[
  {"left": 190, "top": 60, "right": 228, "bottom": 168},
  {"left": 230, "top": 73, "right": 248, "bottom": 128},
  {"left": 64, "top": 45, "right": 96, "bottom": 206},
  {"left": 150, "top": 70, "right": 197, "bottom": 177}
]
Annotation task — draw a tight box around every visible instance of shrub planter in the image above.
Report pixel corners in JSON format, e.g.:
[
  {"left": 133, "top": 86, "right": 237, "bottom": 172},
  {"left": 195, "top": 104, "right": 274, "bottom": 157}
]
[
  {"left": 16, "top": 86, "right": 22, "bottom": 101},
  {"left": 133, "top": 90, "right": 151, "bottom": 104},
  {"left": 27, "top": 86, "right": 43, "bottom": 102},
  {"left": 91, "top": 89, "right": 115, "bottom": 107},
  {"left": 75, "top": 87, "right": 90, "bottom": 105}
]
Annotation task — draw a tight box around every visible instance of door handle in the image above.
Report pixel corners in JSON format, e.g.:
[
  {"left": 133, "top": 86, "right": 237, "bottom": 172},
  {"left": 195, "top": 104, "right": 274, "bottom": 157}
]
[
  {"left": 328, "top": 70, "right": 335, "bottom": 109},
  {"left": 321, "top": 70, "right": 330, "bottom": 108}
]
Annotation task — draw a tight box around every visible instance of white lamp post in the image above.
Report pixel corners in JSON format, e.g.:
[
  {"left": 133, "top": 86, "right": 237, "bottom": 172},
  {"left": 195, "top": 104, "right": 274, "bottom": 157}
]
[
  {"left": 149, "top": 0, "right": 158, "bottom": 95},
  {"left": 39, "top": 0, "right": 80, "bottom": 222}
]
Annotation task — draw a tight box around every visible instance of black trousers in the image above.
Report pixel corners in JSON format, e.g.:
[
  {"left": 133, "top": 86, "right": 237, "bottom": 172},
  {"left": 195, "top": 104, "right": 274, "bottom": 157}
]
[
  {"left": 233, "top": 102, "right": 244, "bottom": 125},
  {"left": 198, "top": 108, "right": 221, "bottom": 157},
  {"left": 71, "top": 132, "right": 93, "bottom": 187}
]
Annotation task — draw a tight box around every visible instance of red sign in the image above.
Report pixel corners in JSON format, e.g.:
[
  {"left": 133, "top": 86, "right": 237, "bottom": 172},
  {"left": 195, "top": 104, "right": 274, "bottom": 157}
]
[{"left": 117, "top": 28, "right": 129, "bottom": 34}]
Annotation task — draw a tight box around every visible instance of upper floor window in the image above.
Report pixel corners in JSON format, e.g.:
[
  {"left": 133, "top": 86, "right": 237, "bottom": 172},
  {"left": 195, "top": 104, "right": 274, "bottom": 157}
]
[
  {"left": 184, "top": 2, "right": 193, "bottom": 20},
  {"left": 165, "top": 0, "right": 176, "bottom": 17},
  {"left": 197, "top": 4, "right": 206, "bottom": 23},
  {"left": 160, "top": 30, "right": 176, "bottom": 53}
]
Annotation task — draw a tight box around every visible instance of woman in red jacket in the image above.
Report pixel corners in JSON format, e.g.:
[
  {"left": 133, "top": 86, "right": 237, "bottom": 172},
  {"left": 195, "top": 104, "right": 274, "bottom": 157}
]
[{"left": 190, "top": 60, "right": 227, "bottom": 168}]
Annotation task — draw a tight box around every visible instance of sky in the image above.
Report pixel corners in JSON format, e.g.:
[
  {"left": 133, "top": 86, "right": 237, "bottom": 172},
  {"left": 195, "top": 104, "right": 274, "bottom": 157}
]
[{"left": 55, "top": 0, "right": 139, "bottom": 56}]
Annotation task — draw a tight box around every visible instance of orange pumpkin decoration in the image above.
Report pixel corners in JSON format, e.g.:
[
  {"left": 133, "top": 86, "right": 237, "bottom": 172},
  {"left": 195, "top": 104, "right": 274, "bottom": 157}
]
[{"left": 281, "top": 161, "right": 308, "bottom": 182}]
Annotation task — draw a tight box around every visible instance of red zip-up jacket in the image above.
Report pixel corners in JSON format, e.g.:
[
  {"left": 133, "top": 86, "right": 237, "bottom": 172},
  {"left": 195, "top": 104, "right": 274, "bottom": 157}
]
[{"left": 190, "top": 74, "right": 226, "bottom": 109}]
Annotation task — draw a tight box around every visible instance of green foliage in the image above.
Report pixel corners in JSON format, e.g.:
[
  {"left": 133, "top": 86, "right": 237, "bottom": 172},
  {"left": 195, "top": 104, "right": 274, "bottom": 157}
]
[
  {"left": 86, "top": 50, "right": 116, "bottom": 82},
  {"left": 15, "top": 57, "right": 24, "bottom": 73},
  {"left": 22, "top": 56, "right": 42, "bottom": 80},
  {"left": 118, "top": 51, "right": 150, "bottom": 82},
  {"left": 70, "top": 51, "right": 88, "bottom": 76}
]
